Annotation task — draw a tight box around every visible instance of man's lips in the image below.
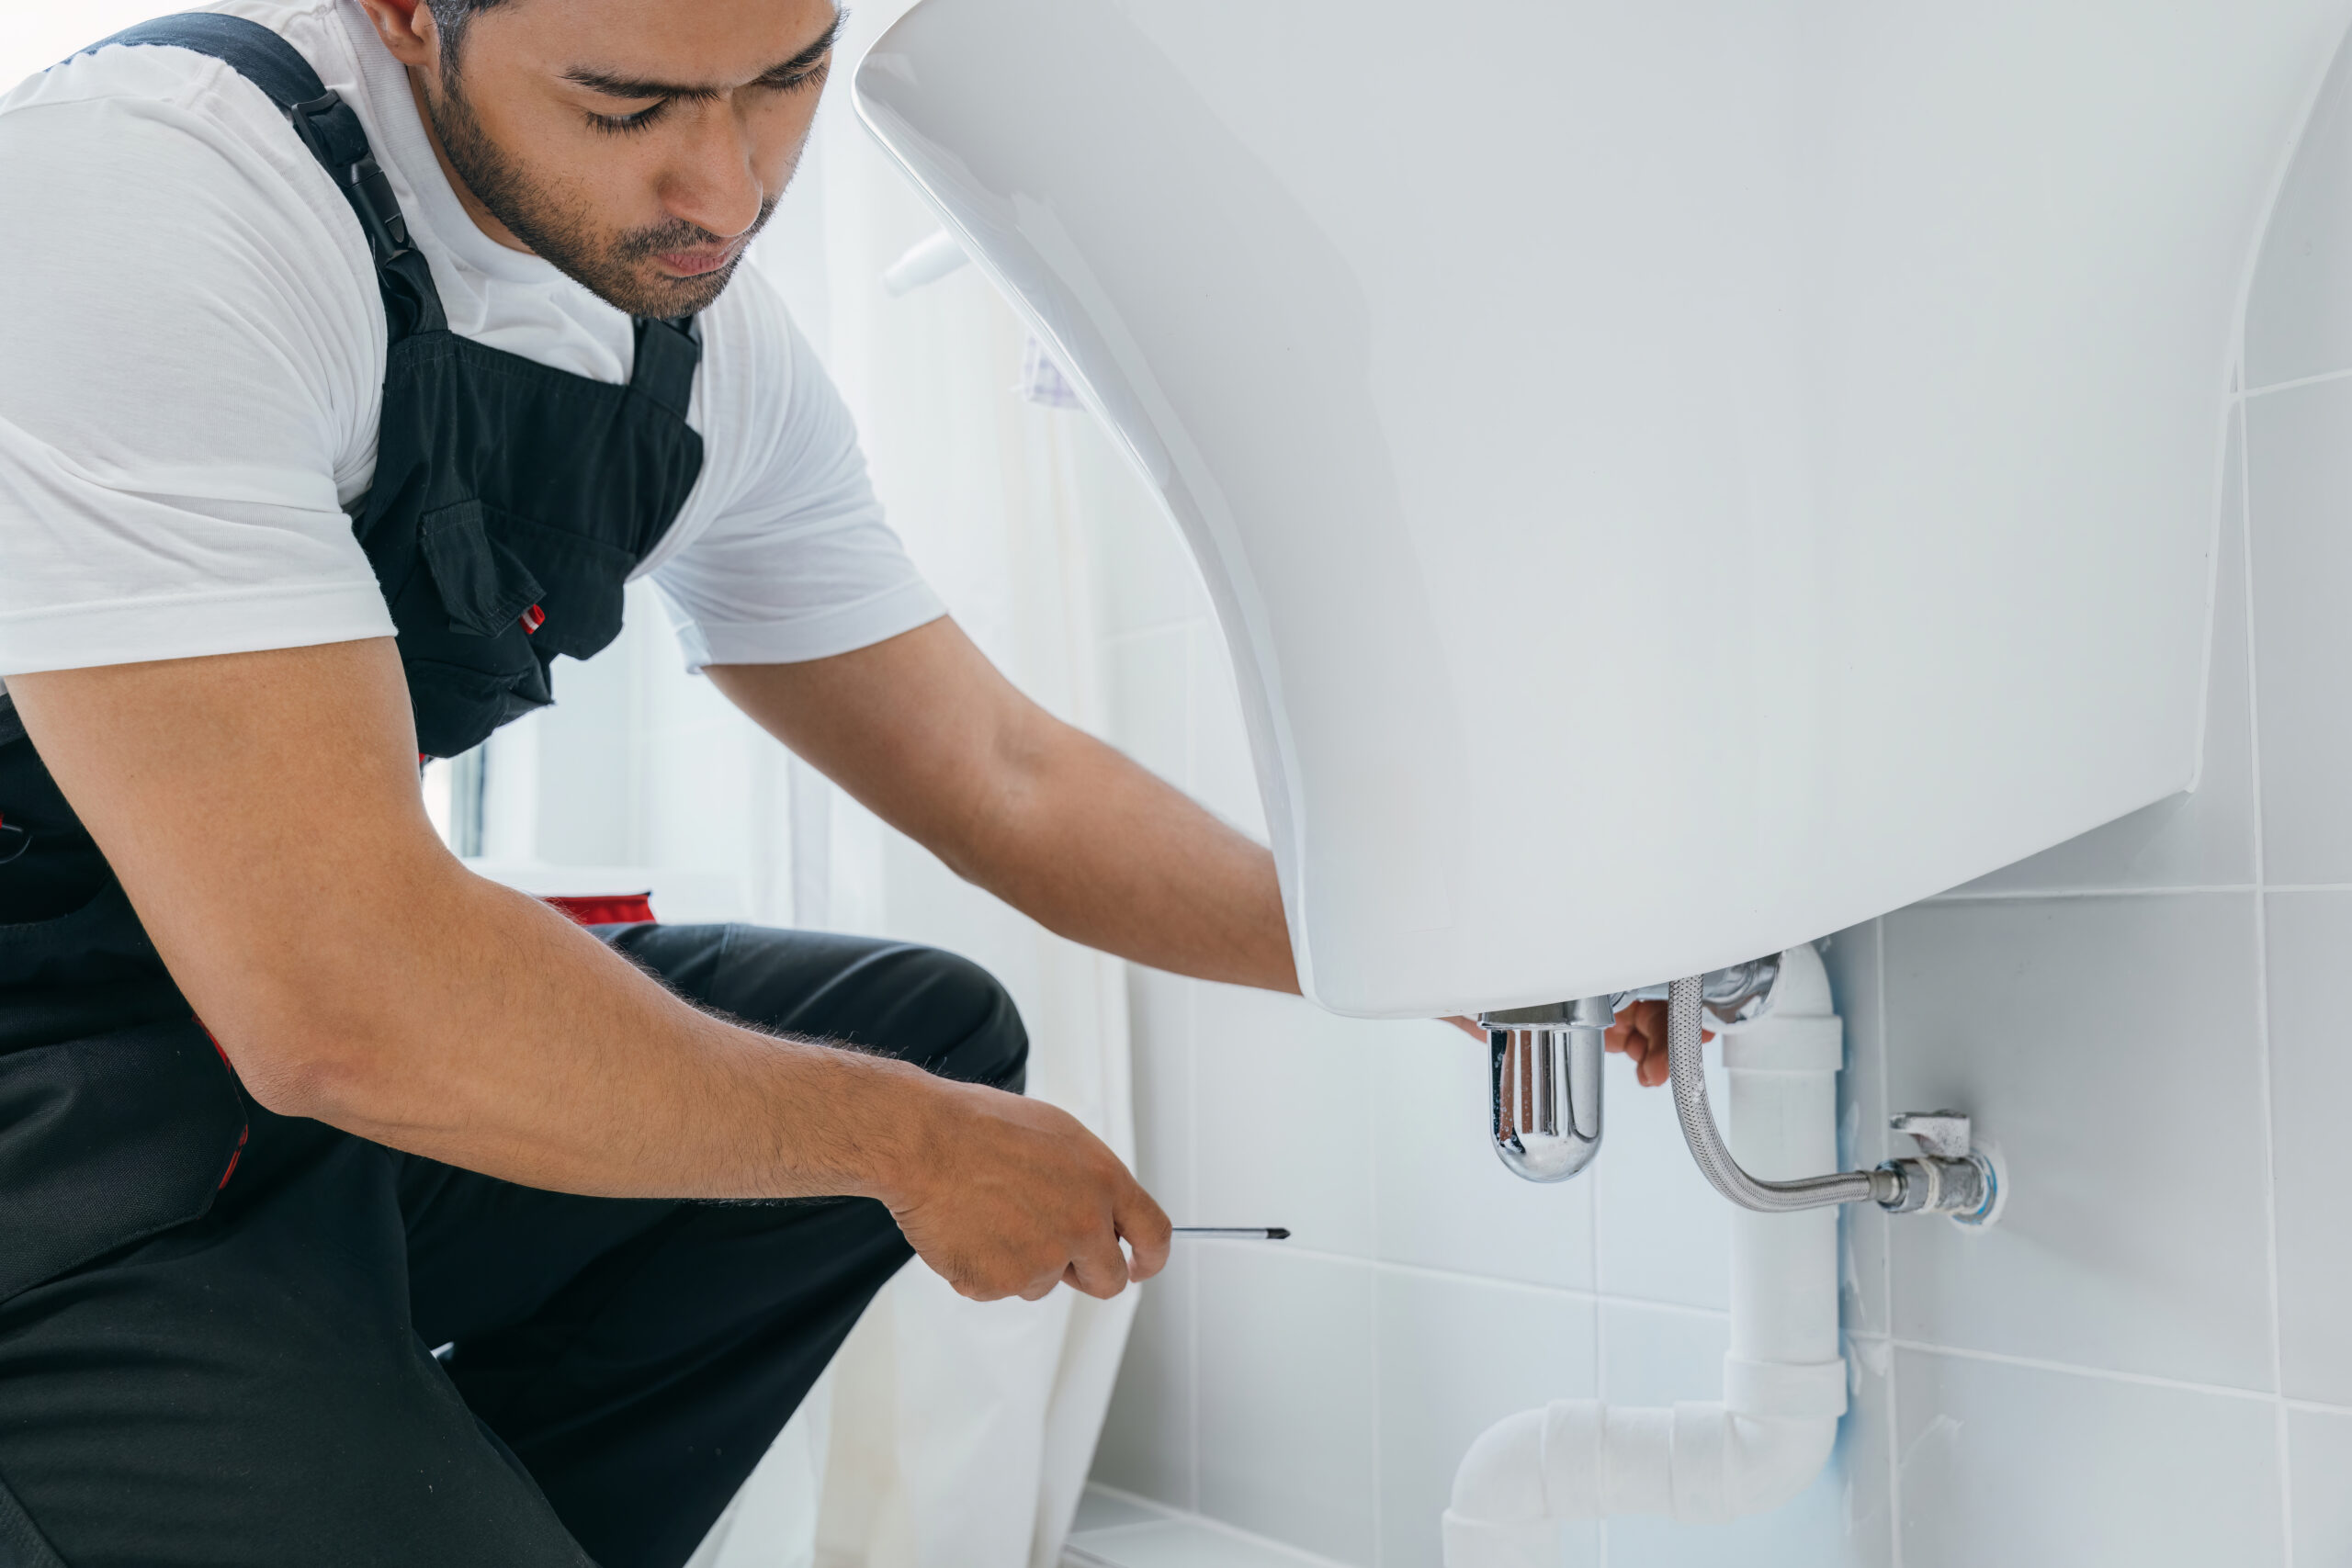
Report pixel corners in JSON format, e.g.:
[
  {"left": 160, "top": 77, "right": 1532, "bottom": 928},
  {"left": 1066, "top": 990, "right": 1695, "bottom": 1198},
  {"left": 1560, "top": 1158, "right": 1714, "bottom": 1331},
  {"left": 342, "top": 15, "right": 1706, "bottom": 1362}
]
[{"left": 653, "top": 237, "right": 745, "bottom": 277}]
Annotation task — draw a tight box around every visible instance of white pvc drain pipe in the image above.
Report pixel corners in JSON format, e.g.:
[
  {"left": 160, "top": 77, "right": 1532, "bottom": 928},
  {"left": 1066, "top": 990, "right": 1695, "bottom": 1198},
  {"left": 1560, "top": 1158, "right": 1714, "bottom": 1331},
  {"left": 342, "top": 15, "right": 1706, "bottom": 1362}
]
[{"left": 1441, "top": 943, "right": 1848, "bottom": 1562}]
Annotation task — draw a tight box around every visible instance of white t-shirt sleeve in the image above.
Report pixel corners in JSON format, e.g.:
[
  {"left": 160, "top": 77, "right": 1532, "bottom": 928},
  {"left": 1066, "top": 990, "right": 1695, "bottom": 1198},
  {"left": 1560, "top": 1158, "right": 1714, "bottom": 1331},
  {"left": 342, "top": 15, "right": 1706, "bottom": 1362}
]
[
  {"left": 650, "top": 288, "right": 944, "bottom": 671},
  {"left": 0, "top": 51, "right": 390, "bottom": 682}
]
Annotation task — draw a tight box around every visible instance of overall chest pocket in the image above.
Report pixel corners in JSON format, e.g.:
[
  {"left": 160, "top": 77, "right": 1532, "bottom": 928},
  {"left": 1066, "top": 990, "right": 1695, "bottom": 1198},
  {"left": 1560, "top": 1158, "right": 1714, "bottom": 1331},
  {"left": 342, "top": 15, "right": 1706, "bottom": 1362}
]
[{"left": 416, "top": 501, "right": 636, "bottom": 661}]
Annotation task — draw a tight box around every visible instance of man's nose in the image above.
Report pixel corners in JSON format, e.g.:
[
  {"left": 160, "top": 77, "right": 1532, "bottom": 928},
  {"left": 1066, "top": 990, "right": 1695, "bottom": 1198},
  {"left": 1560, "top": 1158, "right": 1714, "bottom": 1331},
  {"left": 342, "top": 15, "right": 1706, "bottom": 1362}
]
[{"left": 661, "top": 103, "right": 766, "bottom": 240}]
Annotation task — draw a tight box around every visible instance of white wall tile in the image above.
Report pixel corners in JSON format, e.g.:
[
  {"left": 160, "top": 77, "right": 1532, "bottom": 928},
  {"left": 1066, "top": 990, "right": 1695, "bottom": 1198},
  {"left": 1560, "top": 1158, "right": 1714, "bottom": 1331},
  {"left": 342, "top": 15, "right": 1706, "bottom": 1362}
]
[
  {"left": 2289, "top": 1406, "right": 2352, "bottom": 1563},
  {"left": 1192, "top": 983, "right": 1377, "bottom": 1258},
  {"left": 1127, "top": 965, "right": 1195, "bottom": 1213},
  {"left": 529, "top": 630, "right": 641, "bottom": 864},
  {"left": 1068, "top": 1517, "right": 1354, "bottom": 1568},
  {"left": 1838, "top": 1337, "right": 1899, "bottom": 1568},
  {"left": 1106, "top": 627, "right": 1194, "bottom": 794},
  {"left": 1883, "top": 896, "right": 2274, "bottom": 1391},
  {"left": 1893, "top": 1349, "right": 2285, "bottom": 1568},
  {"left": 1075, "top": 416, "right": 1212, "bottom": 638},
  {"left": 2245, "top": 35, "right": 2352, "bottom": 390},
  {"left": 2247, "top": 378, "right": 2352, "bottom": 885},
  {"left": 2259, "top": 893, "right": 2352, "bottom": 1405},
  {"left": 1374, "top": 1270, "right": 1596, "bottom": 1568},
  {"left": 1072, "top": 1489, "right": 1165, "bottom": 1533},
  {"left": 1597, "top": 1300, "right": 1730, "bottom": 1406},
  {"left": 1821, "top": 923, "right": 1891, "bottom": 1341},
  {"left": 1594, "top": 1050, "right": 1732, "bottom": 1313},
  {"left": 1196, "top": 1247, "right": 1379, "bottom": 1565},
  {"left": 1956, "top": 412, "right": 2256, "bottom": 894},
  {"left": 1188, "top": 627, "right": 1271, "bottom": 841},
  {"left": 1599, "top": 1306, "right": 1879, "bottom": 1568},
  {"left": 1096, "top": 1248, "right": 1196, "bottom": 1508},
  {"left": 1372, "top": 1022, "right": 1593, "bottom": 1291}
]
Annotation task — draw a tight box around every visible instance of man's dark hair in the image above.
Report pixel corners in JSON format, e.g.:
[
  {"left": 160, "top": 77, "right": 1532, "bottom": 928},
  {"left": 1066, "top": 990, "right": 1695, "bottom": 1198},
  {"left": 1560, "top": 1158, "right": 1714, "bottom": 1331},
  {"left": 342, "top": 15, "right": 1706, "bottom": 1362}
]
[{"left": 423, "top": 0, "right": 509, "bottom": 70}]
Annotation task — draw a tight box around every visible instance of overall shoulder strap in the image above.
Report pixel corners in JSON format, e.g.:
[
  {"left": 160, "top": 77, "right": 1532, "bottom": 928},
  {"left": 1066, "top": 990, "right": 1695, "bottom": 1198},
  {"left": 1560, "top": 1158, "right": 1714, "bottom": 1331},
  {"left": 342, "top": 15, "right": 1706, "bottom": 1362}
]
[
  {"left": 74, "top": 14, "right": 445, "bottom": 337},
  {"left": 629, "top": 315, "right": 702, "bottom": 421}
]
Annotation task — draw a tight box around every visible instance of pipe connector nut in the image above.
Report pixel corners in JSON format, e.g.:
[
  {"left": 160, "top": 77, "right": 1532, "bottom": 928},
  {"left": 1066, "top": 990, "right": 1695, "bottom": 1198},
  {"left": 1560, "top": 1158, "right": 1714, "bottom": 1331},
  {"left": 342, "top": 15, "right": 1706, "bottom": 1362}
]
[{"left": 1872, "top": 1111, "right": 1996, "bottom": 1222}]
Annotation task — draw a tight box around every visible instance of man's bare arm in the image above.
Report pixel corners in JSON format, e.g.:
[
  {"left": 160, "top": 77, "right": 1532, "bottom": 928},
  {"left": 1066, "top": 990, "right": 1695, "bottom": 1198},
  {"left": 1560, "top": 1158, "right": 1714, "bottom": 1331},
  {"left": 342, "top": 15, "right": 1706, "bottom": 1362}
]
[
  {"left": 708, "top": 619, "right": 1297, "bottom": 993},
  {"left": 712, "top": 624, "right": 1702, "bottom": 1082},
  {"left": 9, "top": 639, "right": 1168, "bottom": 1300}
]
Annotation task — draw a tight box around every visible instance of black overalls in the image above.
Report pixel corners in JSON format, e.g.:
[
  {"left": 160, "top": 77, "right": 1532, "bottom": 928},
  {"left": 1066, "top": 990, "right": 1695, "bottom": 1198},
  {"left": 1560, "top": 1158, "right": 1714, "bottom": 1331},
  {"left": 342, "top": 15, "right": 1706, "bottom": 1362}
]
[{"left": 0, "top": 17, "right": 1023, "bottom": 1568}]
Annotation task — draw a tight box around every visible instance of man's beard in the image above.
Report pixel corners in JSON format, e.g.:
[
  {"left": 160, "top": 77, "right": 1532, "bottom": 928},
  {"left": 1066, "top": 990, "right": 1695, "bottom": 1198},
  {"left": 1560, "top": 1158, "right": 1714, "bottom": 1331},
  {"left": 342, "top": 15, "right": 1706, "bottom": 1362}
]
[{"left": 424, "top": 74, "right": 775, "bottom": 319}]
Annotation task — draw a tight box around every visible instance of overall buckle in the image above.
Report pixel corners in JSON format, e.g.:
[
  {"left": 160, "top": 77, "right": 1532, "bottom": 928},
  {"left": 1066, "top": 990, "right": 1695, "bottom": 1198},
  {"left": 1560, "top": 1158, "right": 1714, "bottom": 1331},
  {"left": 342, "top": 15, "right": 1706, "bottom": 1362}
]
[{"left": 284, "top": 90, "right": 415, "bottom": 265}]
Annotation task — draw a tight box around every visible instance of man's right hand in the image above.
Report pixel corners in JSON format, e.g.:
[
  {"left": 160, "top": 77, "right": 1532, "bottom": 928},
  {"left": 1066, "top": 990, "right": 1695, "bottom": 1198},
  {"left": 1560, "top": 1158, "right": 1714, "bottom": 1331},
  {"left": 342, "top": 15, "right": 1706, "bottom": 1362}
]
[{"left": 888, "top": 1080, "right": 1170, "bottom": 1301}]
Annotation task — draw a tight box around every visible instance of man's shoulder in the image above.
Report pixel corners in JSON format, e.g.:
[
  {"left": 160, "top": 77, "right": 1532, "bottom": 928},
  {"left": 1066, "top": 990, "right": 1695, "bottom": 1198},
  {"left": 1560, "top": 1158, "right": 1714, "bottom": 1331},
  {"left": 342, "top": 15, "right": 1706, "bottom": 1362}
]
[
  {"left": 2, "top": 1, "right": 355, "bottom": 199},
  {"left": 7, "top": 0, "right": 333, "bottom": 120},
  {"left": 0, "top": 8, "right": 376, "bottom": 319}
]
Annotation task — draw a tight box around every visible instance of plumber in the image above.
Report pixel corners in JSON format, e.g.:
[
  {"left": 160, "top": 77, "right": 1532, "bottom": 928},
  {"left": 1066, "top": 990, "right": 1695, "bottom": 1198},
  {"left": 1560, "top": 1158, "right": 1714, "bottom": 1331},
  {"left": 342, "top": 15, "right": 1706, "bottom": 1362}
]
[{"left": 0, "top": 0, "right": 1677, "bottom": 1562}]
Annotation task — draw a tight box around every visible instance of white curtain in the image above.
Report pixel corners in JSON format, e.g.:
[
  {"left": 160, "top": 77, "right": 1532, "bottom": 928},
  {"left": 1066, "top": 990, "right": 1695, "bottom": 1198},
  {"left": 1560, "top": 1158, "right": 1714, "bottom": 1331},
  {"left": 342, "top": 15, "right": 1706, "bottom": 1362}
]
[{"left": 684, "top": 6, "right": 1145, "bottom": 1563}]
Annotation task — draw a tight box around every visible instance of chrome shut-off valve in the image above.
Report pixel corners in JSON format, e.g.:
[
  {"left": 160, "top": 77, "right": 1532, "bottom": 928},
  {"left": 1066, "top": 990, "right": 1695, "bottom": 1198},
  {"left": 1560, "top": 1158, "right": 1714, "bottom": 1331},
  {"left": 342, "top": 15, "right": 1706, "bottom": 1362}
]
[{"left": 1876, "top": 1111, "right": 1998, "bottom": 1223}]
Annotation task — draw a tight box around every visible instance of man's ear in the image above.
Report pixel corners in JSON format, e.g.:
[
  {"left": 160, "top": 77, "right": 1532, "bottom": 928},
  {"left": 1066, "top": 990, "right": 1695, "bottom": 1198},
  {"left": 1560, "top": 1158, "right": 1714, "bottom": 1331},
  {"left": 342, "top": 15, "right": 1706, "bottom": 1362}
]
[{"left": 351, "top": 0, "right": 443, "bottom": 73}]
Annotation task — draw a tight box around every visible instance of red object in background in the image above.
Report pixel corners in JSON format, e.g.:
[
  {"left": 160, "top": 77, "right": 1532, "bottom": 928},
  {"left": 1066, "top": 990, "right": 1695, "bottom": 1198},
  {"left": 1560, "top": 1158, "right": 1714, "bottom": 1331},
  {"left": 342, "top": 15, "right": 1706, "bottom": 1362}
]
[{"left": 541, "top": 893, "right": 656, "bottom": 927}]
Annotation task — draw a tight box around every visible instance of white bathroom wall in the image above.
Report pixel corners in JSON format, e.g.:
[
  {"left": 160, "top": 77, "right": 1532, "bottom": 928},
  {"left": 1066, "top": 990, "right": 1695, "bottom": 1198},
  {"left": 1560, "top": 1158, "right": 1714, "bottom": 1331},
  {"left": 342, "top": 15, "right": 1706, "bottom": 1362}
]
[
  {"left": 1077, "top": 404, "right": 1873, "bottom": 1568},
  {"left": 1084, "top": 42, "right": 2352, "bottom": 1568}
]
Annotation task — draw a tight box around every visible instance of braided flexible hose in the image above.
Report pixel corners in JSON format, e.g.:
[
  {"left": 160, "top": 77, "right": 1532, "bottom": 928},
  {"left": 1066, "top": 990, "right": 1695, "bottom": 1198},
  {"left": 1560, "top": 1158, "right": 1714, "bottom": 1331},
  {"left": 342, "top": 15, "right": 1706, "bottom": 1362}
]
[{"left": 1666, "top": 974, "right": 1883, "bottom": 1213}]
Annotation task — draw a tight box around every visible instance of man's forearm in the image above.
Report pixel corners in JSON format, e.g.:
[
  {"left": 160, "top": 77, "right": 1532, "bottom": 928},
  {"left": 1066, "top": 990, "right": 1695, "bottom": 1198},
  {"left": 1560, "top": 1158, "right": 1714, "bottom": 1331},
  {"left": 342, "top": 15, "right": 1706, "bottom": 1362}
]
[
  {"left": 951, "top": 724, "right": 1297, "bottom": 993},
  {"left": 708, "top": 623, "right": 1300, "bottom": 994},
  {"left": 267, "top": 859, "right": 940, "bottom": 1200}
]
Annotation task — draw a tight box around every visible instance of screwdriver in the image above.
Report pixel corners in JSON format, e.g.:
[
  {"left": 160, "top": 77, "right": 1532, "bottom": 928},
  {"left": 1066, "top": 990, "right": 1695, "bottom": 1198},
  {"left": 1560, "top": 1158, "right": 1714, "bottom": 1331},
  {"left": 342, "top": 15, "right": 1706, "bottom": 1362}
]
[{"left": 1170, "top": 1226, "right": 1290, "bottom": 1240}]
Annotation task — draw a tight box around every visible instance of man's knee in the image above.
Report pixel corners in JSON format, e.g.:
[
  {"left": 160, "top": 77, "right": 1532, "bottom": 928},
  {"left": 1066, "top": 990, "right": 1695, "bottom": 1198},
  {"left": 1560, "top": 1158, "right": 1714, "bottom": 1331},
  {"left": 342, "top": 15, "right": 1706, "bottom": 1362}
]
[
  {"left": 613, "top": 924, "right": 1029, "bottom": 1093},
  {"left": 881, "top": 945, "right": 1027, "bottom": 1093}
]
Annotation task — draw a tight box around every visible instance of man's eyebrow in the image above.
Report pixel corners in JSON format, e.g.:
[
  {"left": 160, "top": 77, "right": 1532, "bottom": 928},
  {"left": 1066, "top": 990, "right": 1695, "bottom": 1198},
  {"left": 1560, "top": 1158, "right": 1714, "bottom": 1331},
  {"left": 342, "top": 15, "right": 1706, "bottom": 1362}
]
[{"left": 563, "top": 10, "right": 846, "bottom": 101}]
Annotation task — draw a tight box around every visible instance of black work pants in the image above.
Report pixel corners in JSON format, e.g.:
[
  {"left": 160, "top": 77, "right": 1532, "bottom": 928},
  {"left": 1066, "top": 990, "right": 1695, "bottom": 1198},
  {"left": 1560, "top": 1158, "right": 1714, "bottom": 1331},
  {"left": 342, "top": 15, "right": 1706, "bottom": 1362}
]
[{"left": 0, "top": 923, "right": 1026, "bottom": 1568}]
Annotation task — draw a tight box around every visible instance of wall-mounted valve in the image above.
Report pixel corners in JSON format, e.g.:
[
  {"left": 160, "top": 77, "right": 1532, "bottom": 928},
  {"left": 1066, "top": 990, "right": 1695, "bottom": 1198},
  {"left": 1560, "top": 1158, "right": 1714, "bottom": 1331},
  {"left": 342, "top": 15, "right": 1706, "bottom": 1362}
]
[
  {"left": 1666, "top": 969, "right": 1999, "bottom": 1221},
  {"left": 1876, "top": 1111, "right": 1998, "bottom": 1222}
]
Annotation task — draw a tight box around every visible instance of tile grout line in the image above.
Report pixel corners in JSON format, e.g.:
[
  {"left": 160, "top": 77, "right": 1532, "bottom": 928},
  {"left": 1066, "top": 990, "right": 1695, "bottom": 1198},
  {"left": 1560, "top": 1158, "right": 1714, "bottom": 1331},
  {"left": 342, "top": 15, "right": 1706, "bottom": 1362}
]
[
  {"left": 1368, "top": 1052, "right": 1385, "bottom": 1568},
  {"left": 1939, "top": 880, "right": 2352, "bottom": 899},
  {"left": 1194, "top": 1237, "right": 1735, "bottom": 1321},
  {"left": 1182, "top": 622, "right": 1204, "bottom": 1517},
  {"left": 1877, "top": 919, "right": 1905, "bottom": 1568},
  {"left": 2237, "top": 384, "right": 2298, "bottom": 1566},
  {"left": 1881, "top": 1336, "right": 2281, "bottom": 1406},
  {"left": 1853, "top": 1332, "right": 2352, "bottom": 1419},
  {"left": 1078, "top": 1483, "right": 1365, "bottom": 1568},
  {"left": 1183, "top": 976, "right": 1204, "bottom": 1516},
  {"left": 1591, "top": 1070, "right": 1611, "bottom": 1568},
  {"left": 1102, "top": 613, "right": 1211, "bottom": 650},
  {"left": 2242, "top": 364, "right": 2352, "bottom": 400},
  {"left": 1929, "top": 883, "right": 2255, "bottom": 903}
]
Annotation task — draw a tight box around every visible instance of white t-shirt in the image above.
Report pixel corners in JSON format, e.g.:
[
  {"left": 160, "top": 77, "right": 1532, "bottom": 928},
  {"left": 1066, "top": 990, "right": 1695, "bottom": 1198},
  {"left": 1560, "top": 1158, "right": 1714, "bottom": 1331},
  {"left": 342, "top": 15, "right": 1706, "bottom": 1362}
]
[{"left": 0, "top": 0, "right": 944, "bottom": 692}]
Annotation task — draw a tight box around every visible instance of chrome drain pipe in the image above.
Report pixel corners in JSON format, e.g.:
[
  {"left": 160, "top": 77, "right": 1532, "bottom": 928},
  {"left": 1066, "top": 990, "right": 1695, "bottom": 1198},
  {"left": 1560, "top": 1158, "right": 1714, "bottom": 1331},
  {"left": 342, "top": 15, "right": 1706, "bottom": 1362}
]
[
  {"left": 1480, "top": 959, "right": 1792, "bottom": 1185},
  {"left": 1481, "top": 998, "right": 1611, "bottom": 1182}
]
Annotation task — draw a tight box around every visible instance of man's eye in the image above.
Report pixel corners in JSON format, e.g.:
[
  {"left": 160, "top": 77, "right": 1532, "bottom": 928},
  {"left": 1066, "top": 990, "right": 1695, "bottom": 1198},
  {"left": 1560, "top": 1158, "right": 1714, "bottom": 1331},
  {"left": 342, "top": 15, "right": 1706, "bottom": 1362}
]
[
  {"left": 588, "top": 100, "right": 669, "bottom": 135},
  {"left": 757, "top": 60, "right": 831, "bottom": 96}
]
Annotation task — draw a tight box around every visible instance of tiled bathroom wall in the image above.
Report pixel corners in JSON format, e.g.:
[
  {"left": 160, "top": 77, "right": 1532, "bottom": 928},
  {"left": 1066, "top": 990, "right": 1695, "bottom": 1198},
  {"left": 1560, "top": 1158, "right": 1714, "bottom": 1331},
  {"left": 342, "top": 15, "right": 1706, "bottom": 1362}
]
[{"left": 1080, "top": 44, "right": 2352, "bottom": 1568}]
